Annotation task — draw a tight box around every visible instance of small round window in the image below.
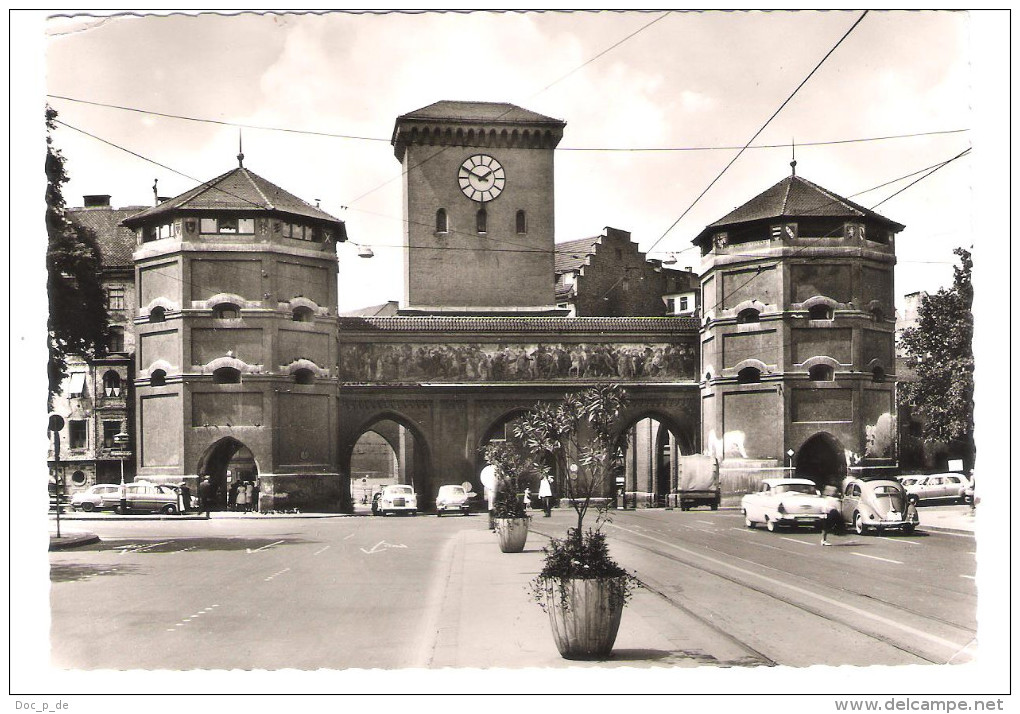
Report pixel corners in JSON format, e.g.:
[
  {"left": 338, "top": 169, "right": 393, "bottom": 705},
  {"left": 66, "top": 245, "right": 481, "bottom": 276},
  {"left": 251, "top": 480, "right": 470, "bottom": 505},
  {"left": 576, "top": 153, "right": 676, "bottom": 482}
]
[
  {"left": 294, "top": 368, "right": 315, "bottom": 385},
  {"left": 808, "top": 304, "right": 833, "bottom": 320},
  {"left": 809, "top": 364, "right": 834, "bottom": 381},
  {"left": 71, "top": 470, "right": 87, "bottom": 486}
]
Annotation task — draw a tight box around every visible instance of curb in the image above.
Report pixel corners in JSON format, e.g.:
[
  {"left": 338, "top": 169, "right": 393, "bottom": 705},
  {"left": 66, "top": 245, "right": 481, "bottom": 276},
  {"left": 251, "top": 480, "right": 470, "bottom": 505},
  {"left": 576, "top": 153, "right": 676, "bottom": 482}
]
[{"left": 49, "top": 533, "right": 100, "bottom": 550}]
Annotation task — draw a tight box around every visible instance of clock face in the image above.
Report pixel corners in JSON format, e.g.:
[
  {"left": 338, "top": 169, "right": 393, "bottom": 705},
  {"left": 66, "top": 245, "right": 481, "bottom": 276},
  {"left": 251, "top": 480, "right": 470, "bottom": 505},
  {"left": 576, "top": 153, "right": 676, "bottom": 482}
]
[{"left": 458, "top": 154, "right": 506, "bottom": 202}]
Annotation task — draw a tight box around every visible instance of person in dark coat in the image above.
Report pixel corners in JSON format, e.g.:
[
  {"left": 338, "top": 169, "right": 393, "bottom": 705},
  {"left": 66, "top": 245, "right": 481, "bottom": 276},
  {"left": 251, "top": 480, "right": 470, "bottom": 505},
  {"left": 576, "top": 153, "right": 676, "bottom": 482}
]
[
  {"left": 228, "top": 481, "right": 239, "bottom": 511},
  {"left": 251, "top": 481, "right": 260, "bottom": 513},
  {"left": 198, "top": 477, "right": 214, "bottom": 518},
  {"left": 179, "top": 482, "right": 192, "bottom": 513}
]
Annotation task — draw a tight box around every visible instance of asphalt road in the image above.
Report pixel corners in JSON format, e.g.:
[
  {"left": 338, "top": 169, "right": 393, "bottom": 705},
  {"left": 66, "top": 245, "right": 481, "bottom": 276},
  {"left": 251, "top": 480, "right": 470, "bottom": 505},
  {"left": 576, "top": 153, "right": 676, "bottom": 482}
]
[{"left": 49, "top": 509, "right": 976, "bottom": 670}]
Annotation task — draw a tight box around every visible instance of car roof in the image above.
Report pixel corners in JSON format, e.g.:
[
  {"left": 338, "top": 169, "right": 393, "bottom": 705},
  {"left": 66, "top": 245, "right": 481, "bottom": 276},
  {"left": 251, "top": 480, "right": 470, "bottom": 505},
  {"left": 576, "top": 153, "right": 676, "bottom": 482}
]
[{"left": 762, "top": 478, "right": 817, "bottom": 487}]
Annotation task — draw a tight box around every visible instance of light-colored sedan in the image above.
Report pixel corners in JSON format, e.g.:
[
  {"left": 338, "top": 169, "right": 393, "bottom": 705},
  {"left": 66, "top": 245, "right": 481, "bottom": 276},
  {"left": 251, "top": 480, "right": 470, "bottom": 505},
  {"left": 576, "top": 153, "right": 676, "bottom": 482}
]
[
  {"left": 435, "top": 484, "right": 471, "bottom": 516},
  {"left": 377, "top": 484, "right": 417, "bottom": 516},
  {"left": 70, "top": 484, "right": 121, "bottom": 512},
  {"left": 741, "top": 478, "right": 829, "bottom": 532},
  {"left": 841, "top": 478, "right": 918, "bottom": 535},
  {"left": 904, "top": 473, "right": 971, "bottom": 504},
  {"left": 120, "top": 482, "right": 181, "bottom": 514}
]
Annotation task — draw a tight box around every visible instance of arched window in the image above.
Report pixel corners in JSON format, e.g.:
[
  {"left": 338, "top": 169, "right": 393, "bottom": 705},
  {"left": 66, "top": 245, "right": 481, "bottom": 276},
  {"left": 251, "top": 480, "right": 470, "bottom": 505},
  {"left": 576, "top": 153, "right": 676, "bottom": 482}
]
[
  {"left": 213, "top": 304, "right": 240, "bottom": 320},
  {"left": 872, "top": 366, "right": 886, "bottom": 383},
  {"left": 476, "top": 208, "right": 487, "bottom": 234},
  {"left": 103, "top": 371, "right": 121, "bottom": 397},
  {"left": 292, "top": 306, "right": 314, "bottom": 322},
  {"left": 213, "top": 367, "right": 241, "bottom": 384},
  {"left": 516, "top": 210, "right": 527, "bottom": 234},
  {"left": 149, "top": 306, "right": 166, "bottom": 323},
  {"left": 150, "top": 369, "right": 167, "bottom": 387},
  {"left": 736, "top": 308, "right": 760, "bottom": 324},
  {"left": 871, "top": 306, "right": 885, "bottom": 322},
  {"left": 808, "top": 304, "right": 834, "bottom": 320},
  {"left": 737, "top": 367, "right": 761, "bottom": 384},
  {"left": 435, "top": 208, "right": 448, "bottom": 233},
  {"left": 294, "top": 368, "right": 315, "bottom": 385},
  {"left": 809, "top": 364, "right": 834, "bottom": 381}
]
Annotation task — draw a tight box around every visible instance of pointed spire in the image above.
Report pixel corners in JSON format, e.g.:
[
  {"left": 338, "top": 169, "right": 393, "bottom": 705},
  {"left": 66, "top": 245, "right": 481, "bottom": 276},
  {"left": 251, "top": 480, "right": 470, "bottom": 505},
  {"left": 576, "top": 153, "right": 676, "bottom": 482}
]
[
  {"left": 790, "top": 138, "right": 797, "bottom": 176},
  {"left": 237, "top": 130, "right": 245, "bottom": 168}
]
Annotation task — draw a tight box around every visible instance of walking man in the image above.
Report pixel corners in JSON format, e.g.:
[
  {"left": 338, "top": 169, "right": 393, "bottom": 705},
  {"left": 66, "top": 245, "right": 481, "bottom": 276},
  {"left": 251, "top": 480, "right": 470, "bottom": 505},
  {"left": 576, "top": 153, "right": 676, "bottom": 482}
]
[
  {"left": 539, "top": 475, "right": 553, "bottom": 517},
  {"left": 198, "top": 476, "right": 214, "bottom": 518}
]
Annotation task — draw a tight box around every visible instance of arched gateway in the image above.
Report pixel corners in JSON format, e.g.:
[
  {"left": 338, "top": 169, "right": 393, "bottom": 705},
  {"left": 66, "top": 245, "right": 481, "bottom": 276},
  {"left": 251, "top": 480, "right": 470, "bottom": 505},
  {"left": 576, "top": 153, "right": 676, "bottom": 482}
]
[{"left": 336, "top": 315, "right": 701, "bottom": 512}]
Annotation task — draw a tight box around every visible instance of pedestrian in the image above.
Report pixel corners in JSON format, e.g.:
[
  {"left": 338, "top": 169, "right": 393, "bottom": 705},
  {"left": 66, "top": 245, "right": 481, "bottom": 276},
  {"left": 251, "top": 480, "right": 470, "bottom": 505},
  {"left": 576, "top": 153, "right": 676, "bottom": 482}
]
[
  {"left": 539, "top": 475, "right": 553, "bottom": 517},
  {"left": 251, "top": 480, "right": 260, "bottom": 513},
  {"left": 522, "top": 487, "right": 531, "bottom": 512},
  {"left": 820, "top": 485, "right": 840, "bottom": 545},
  {"left": 179, "top": 481, "right": 192, "bottom": 513},
  {"left": 244, "top": 481, "right": 255, "bottom": 512},
  {"left": 228, "top": 481, "right": 239, "bottom": 511},
  {"left": 198, "top": 477, "right": 214, "bottom": 518},
  {"left": 236, "top": 481, "right": 249, "bottom": 513}
]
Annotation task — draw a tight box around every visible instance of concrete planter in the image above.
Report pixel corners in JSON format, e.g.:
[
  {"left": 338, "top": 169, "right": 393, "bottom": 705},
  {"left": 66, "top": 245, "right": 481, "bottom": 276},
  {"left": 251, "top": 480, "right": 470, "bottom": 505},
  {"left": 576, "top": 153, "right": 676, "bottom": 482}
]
[
  {"left": 542, "top": 577, "right": 625, "bottom": 660},
  {"left": 494, "top": 517, "right": 530, "bottom": 553}
]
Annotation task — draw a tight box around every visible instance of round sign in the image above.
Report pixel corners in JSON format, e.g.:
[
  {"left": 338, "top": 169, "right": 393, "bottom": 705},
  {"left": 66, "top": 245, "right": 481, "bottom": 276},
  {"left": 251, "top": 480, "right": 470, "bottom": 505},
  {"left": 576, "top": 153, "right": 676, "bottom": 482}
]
[
  {"left": 479, "top": 465, "right": 497, "bottom": 491},
  {"left": 48, "top": 413, "right": 65, "bottom": 432}
]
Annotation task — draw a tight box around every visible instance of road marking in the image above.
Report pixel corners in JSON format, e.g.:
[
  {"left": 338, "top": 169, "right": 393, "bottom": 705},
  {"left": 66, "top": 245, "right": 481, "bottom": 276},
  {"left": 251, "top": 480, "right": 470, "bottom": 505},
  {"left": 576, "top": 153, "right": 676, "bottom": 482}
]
[
  {"left": 264, "top": 567, "right": 291, "bottom": 582},
  {"left": 313, "top": 545, "right": 331, "bottom": 556},
  {"left": 343, "top": 533, "right": 355, "bottom": 540},
  {"left": 960, "top": 574, "right": 975, "bottom": 580},
  {"left": 695, "top": 520, "right": 714, "bottom": 525},
  {"left": 877, "top": 537, "right": 919, "bottom": 545},
  {"left": 360, "top": 540, "right": 408, "bottom": 555},
  {"left": 780, "top": 536, "right": 815, "bottom": 547},
  {"left": 851, "top": 552, "right": 903, "bottom": 565},
  {"left": 246, "top": 539, "right": 285, "bottom": 554},
  {"left": 608, "top": 523, "right": 967, "bottom": 654}
]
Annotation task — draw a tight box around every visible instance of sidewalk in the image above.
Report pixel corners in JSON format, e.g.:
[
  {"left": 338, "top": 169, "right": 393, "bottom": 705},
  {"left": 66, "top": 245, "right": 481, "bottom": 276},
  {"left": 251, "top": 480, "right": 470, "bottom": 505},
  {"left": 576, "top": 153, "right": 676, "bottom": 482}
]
[
  {"left": 916, "top": 504, "right": 976, "bottom": 534},
  {"left": 424, "top": 516, "right": 764, "bottom": 668}
]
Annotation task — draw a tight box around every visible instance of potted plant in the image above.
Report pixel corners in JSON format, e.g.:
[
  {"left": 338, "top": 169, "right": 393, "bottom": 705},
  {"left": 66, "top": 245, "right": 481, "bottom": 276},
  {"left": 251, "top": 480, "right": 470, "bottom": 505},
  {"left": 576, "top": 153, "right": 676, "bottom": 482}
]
[
  {"left": 481, "top": 439, "right": 534, "bottom": 553},
  {"left": 516, "top": 385, "right": 637, "bottom": 660}
]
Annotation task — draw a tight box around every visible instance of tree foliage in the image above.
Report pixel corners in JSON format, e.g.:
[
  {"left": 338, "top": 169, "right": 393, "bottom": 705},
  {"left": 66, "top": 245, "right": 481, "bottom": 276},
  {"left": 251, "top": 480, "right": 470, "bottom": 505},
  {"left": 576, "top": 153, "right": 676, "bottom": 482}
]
[
  {"left": 898, "top": 248, "right": 974, "bottom": 446},
  {"left": 46, "top": 106, "right": 108, "bottom": 406}
]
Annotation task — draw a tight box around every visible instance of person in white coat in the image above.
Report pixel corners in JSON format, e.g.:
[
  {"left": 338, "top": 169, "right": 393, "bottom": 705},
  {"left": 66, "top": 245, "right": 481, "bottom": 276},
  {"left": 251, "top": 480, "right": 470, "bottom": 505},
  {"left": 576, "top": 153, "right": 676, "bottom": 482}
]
[{"left": 539, "top": 476, "right": 553, "bottom": 517}]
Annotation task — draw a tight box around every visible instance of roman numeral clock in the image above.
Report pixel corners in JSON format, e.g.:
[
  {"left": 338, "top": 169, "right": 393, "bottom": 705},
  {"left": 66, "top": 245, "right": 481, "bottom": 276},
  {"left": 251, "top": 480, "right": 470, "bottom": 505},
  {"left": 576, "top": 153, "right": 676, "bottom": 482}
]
[{"left": 458, "top": 154, "right": 506, "bottom": 203}]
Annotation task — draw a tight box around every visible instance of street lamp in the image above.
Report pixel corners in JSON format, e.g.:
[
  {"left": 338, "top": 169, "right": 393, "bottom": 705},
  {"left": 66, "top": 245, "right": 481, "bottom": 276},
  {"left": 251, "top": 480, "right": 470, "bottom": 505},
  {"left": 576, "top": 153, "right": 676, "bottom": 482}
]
[{"left": 113, "top": 431, "right": 131, "bottom": 514}]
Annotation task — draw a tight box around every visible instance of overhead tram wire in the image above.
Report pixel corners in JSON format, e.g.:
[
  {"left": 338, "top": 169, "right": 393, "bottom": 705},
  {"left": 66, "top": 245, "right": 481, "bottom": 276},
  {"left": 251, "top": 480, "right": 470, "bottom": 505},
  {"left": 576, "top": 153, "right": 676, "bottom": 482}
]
[
  {"left": 47, "top": 94, "right": 966, "bottom": 153},
  {"left": 699, "top": 147, "right": 972, "bottom": 318},
  {"left": 645, "top": 10, "right": 870, "bottom": 257}
]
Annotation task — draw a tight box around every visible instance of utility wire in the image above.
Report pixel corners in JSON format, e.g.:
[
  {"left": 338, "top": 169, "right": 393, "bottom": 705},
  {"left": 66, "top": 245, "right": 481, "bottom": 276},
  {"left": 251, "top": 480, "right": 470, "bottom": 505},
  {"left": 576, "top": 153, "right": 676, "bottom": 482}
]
[
  {"left": 47, "top": 94, "right": 966, "bottom": 153},
  {"left": 645, "top": 10, "right": 869, "bottom": 256}
]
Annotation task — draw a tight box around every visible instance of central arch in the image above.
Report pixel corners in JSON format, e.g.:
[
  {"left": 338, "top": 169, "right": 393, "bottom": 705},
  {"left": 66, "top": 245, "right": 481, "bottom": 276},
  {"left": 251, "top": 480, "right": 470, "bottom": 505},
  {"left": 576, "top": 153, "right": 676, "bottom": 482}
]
[
  {"left": 613, "top": 409, "right": 697, "bottom": 507},
  {"left": 342, "top": 411, "right": 434, "bottom": 512},
  {"left": 795, "top": 432, "right": 846, "bottom": 490}
]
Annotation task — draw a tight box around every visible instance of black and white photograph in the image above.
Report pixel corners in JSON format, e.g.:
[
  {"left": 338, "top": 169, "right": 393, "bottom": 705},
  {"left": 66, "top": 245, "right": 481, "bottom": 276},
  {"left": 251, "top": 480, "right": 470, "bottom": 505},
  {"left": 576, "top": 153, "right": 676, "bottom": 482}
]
[{"left": 10, "top": 8, "right": 1010, "bottom": 711}]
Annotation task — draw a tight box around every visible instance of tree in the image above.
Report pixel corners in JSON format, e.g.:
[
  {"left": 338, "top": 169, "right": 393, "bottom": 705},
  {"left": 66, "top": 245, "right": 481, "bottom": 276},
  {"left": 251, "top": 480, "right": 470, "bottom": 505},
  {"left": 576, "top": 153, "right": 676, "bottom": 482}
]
[
  {"left": 898, "top": 248, "right": 974, "bottom": 451},
  {"left": 46, "top": 106, "right": 108, "bottom": 407}
]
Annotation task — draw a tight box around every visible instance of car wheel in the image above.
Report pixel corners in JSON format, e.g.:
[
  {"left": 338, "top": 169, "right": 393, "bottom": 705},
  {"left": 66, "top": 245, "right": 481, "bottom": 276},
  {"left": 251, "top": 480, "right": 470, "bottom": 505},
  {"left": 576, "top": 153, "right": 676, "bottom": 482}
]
[
  {"left": 161, "top": 504, "right": 178, "bottom": 515},
  {"left": 81, "top": 502, "right": 95, "bottom": 512},
  {"left": 710, "top": 503, "right": 718, "bottom": 511},
  {"left": 743, "top": 510, "right": 754, "bottom": 528},
  {"left": 766, "top": 517, "right": 776, "bottom": 532},
  {"left": 903, "top": 524, "right": 915, "bottom": 535},
  {"left": 854, "top": 512, "right": 866, "bottom": 535}
]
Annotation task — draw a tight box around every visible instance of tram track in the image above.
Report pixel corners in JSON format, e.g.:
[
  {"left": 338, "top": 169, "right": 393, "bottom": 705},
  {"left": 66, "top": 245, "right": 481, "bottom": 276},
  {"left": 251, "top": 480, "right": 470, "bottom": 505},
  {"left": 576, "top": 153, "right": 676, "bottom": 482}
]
[{"left": 601, "top": 517, "right": 977, "bottom": 666}]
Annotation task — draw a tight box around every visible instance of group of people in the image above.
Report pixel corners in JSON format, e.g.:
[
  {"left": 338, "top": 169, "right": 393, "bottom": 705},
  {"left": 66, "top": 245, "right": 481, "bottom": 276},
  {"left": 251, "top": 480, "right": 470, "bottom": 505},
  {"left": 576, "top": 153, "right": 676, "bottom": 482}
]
[{"left": 228, "top": 480, "right": 260, "bottom": 512}]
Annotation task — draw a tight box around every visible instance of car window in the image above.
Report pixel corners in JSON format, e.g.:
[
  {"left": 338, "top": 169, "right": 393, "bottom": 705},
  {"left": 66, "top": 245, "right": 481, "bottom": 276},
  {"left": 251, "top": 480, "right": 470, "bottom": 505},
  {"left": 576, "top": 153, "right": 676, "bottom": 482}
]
[
  {"left": 851, "top": 485, "right": 862, "bottom": 497},
  {"left": 873, "top": 485, "right": 899, "bottom": 496},
  {"left": 929, "top": 477, "right": 943, "bottom": 485},
  {"left": 946, "top": 477, "right": 960, "bottom": 485},
  {"left": 775, "top": 483, "right": 817, "bottom": 495},
  {"left": 761, "top": 484, "right": 771, "bottom": 493},
  {"left": 844, "top": 484, "right": 854, "bottom": 497},
  {"left": 388, "top": 486, "right": 413, "bottom": 495}
]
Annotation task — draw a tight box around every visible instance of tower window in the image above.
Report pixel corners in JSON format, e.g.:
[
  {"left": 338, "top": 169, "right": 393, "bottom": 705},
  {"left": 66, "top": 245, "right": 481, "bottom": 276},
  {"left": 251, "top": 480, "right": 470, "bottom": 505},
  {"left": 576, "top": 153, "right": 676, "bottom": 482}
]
[
  {"left": 213, "top": 304, "right": 240, "bottom": 320},
  {"left": 808, "top": 304, "right": 833, "bottom": 320},
  {"left": 150, "top": 369, "right": 167, "bottom": 387},
  {"left": 436, "top": 209, "right": 448, "bottom": 234},
  {"left": 201, "top": 217, "right": 255, "bottom": 235},
  {"left": 103, "top": 371, "right": 121, "bottom": 397},
  {"left": 809, "top": 364, "right": 834, "bottom": 381},
  {"left": 516, "top": 210, "right": 527, "bottom": 234},
  {"left": 108, "top": 327, "right": 125, "bottom": 353},
  {"left": 871, "top": 306, "right": 885, "bottom": 322},
  {"left": 294, "top": 368, "right": 315, "bottom": 385},
  {"left": 737, "top": 367, "right": 761, "bottom": 384},
  {"left": 149, "top": 306, "right": 166, "bottom": 323},
  {"left": 213, "top": 367, "right": 241, "bottom": 384},
  {"left": 292, "top": 306, "right": 314, "bottom": 322},
  {"left": 107, "top": 286, "right": 125, "bottom": 311},
  {"left": 736, "top": 308, "right": 760, "bottom": 324},
  {"left": 476, "top": 208, "right": 487, "bottom": 234},
  {"left": 872, "top": 366, "right": 886, "bottom": 383}
]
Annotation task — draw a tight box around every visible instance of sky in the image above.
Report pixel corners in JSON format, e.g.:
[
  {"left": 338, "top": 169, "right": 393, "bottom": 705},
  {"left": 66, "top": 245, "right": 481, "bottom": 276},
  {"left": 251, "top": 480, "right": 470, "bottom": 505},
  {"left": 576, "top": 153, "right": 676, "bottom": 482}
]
[
  {"left": 40, "top": 10, "right": 975, "bottom": 313},
  {"left": 9, "top": 8, "right": 1012, "bottom": 703}
]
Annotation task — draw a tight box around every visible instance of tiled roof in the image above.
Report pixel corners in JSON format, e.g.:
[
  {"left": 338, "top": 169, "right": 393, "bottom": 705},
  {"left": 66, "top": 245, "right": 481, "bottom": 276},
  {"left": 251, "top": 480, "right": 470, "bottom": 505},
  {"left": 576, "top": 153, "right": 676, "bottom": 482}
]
[
  {"left": 67, "top": 206, "right": 147, "bottom": 268},
  {"left": 121, "top": 167, "right": 344, "bottom": 227},
  {"left": 694, "top": 174, "right": 905, "bottom": 244},
  {"left": 338, "top": 315, "right": 700, "bottom": 334},
  {"left": 397, "top": 101, "right": 564, "bottom": 125},
  {"left": 554, "top": 236, "right": 602, "bottom": 274},
  {"left": 340, "top": 301, "right": 400, "bottom": 317}
]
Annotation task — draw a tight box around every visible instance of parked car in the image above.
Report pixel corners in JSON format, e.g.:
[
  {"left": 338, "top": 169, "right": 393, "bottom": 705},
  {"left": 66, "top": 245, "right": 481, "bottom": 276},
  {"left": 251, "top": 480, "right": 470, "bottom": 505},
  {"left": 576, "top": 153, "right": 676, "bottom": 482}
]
[
  {"left": 840, "top": 478, "right": 918, "bottom": 535},
  {"left": 435, "top": 484, "right": 471, "bottom": 516},
  {"left": 377, "top": 484, "right": 417, "bottom": 516},
  {"left": 107, "top": 482, "right": 181, "bottom": 514},
  {"left": 741, "top": 478, "right": 829, "bottom": 532},
  {"left": 70, "top": 483, "right": 122, "bottom": 512},
  {"left": 904, "top": 473, "right": 971, "bottom": 504}
]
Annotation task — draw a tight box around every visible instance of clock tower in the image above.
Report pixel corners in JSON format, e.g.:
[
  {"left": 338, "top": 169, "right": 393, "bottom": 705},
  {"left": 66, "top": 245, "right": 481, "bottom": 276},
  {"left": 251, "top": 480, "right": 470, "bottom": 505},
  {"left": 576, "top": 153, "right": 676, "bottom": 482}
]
[{"left": 391, "top": 101, "right": 566, "bottom": 314}]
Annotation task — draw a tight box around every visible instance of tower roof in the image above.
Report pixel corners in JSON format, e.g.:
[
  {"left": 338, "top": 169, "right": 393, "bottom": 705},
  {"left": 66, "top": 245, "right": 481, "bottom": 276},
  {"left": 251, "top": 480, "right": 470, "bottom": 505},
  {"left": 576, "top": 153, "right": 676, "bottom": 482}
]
[
  {"left": 121, "top": 166, "right": 344, "bottom": 230},
  {"left": 693, "top": 174, "right": 904, "bottom": 246},
  {"left": 396, "top": 100, "right": 564, "bottom": 125}
]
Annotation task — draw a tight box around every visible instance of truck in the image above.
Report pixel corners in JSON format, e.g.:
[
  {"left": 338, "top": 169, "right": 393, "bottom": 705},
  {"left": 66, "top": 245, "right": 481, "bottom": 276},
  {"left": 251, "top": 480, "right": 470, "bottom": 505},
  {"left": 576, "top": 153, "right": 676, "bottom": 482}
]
[{"left": 677, "top": 454, "right": 720, "bottom": 511}]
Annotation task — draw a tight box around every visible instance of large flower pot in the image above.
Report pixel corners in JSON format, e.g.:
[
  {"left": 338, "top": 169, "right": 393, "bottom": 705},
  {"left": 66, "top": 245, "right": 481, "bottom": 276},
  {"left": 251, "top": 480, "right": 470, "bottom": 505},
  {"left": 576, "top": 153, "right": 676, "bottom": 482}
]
[
  {"left": 542, "top": 577, "right": 626, "bottom": 660},
  {"left": 493, "top": 517, "right": 530, "bottom": 553}
]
